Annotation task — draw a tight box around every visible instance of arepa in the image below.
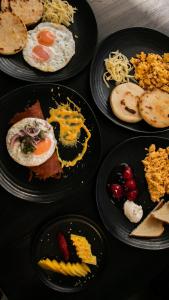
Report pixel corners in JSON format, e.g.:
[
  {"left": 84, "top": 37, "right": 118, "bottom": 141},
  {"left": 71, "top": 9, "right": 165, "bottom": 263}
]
[
  {"left": 139, "top": 89, "right": 169, "bottom": 128},
  {"left": 0, "top": 11, "right": 27, "bottom": 55},
  {"left": 9, "top": 0, "right": 43, "bottom": 26}
]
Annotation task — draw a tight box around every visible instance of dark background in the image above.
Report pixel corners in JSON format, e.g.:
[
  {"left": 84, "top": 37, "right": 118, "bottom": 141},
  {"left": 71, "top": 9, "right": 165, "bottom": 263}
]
[{"left": 0, "top": 65, "right": 169, "bottom": 300}]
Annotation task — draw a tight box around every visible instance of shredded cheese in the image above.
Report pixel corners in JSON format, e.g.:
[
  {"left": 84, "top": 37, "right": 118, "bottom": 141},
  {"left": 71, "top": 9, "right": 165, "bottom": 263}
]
[
  {"left": 42, "top": 0, "right": 77, "bottom": 26},
  {"left": 103, "top": 50, "right": 134, "bottom": 87}
]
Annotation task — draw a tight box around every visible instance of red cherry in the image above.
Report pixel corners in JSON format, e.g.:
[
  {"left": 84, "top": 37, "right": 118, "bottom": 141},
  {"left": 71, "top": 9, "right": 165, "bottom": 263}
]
[
  {"left": 127, "top": 190, "right": 138, "bottom": 201},
  {"left": 122, "top": 166, "right": 133, "bottom": 180},
  {"left": 124, "top": 179, "right": 137, "bottom": 191},
  {"left": 110, "top": 184, "right": 123, "bottom": 199}
]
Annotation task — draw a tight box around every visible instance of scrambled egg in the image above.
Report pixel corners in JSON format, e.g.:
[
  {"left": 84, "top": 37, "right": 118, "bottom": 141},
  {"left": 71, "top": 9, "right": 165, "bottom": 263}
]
[
  {"left": 142, "top": 144, "right": 169, "bottom": 202},
  {"left": 130, "top": 52, "right": 169, "bottom": 93}
]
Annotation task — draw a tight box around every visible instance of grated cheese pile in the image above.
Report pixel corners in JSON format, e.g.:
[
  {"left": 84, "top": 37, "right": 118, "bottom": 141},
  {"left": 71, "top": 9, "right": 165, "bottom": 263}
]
[
  {"left": 103, "top": 50, "right": 134, "bottom": 88},
  {"left": 142, "top": 144, "right": 169, "bottom": 202},
  {"left": 42, "top": 0, "right": 77, "bottom": 26}
]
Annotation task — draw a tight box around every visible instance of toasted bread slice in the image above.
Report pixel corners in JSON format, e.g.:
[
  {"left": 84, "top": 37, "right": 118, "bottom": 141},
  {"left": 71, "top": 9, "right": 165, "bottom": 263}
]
[
  {"left": 139, "top": 89, "right": 169, "bottom": 128},
  {"left": 0, "top": 11, "right": 27, "bottom": 55},
  {"left": 110, "top": 82, "right": 144, "bottom": 123},
  {"left": 130, "top": 200, "right": 164, "bottom": 238},
  {"left": 152, "top": 201, "right": 169, "bottom": 224},
  {"left": 10, "top": 0, "right": 43, "bottom": 26}
]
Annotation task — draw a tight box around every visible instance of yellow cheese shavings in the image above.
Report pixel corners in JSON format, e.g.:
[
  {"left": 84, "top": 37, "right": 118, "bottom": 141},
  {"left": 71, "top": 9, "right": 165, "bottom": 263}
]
[
  {"left": 38, "top": 258, "right": 91, "bottom": 277},
  {"left": 71, "top": 234, "right": 97, "bottom": 265},
  {"left": 42, "top": 0, "right": 77, "bottom": 26},
  {"left": 103, "top": 50, "right": 134, "bottom": 87}
]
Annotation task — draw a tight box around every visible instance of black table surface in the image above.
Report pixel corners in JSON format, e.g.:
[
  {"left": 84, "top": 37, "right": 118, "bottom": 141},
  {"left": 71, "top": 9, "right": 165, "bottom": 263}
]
[{"left": 0, "top": 65, "right": 169, "bottom": 300}]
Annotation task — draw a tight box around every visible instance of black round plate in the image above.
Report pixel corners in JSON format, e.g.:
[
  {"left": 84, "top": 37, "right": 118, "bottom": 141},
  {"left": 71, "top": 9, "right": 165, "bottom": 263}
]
[
  {"left": 0, "top": 0, "right": 97, "bottom": 82},
  {"left": 0, "top": 83, "right": 101, "bottom": 203},
  {"left": 32, "top": 215, "right": 106, "bottom": 293},
  {"left": 90, "top": 27, "right": 169, "bottom": 134},
  {"left": 96, "top": 136, "right": 169, "bottom": 250}
]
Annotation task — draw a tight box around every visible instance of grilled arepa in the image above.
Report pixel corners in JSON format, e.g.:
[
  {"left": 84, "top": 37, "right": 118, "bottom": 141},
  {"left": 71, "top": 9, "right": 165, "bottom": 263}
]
[
  {"left": 0, "top": 11, "right": 27, "bottom": 55},
  {"left": 110, "top": 82, "right": 144, "bottom": 123},
  {"left": 139, "top": 89, "right": 169, "bottom": 128},
  {"left": 9, "top": 0, "right": 43, "bottom": 26}
]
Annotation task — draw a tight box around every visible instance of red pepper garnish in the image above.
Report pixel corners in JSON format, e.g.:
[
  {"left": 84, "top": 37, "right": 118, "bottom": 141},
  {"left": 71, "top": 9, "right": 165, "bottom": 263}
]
[{"left": 57, "top": 232, "right": 70, "bottom": 261}]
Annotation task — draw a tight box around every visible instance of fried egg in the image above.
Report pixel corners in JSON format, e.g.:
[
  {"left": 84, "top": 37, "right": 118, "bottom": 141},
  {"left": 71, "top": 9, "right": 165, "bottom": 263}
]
[
  {"left": 22, "top": 22, "right": 75, "bottom": 72},
  {"left": 6, "top": 118, "right": 56, "bottom": 167}
]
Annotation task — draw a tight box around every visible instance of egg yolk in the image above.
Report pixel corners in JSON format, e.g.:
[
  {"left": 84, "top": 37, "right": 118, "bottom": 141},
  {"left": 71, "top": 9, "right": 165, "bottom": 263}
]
[
  {"left": 34, "top": 138, "right": 52, "bottom": 155},
  {"left": 37, "top": 30, "right": 55, "bottom": 46},
  {"left": 32, "top": 45, "right": 50, "bottom": 62}
]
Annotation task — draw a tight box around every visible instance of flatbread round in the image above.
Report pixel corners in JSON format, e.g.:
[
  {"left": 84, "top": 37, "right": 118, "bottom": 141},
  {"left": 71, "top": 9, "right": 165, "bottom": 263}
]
[
  {"left": 1, "top": 0, "right": 10, "bottom": 11},
  {"left": 0, "top": 11, "right": 27, "bottom": 55},
  {"left": 110, "top": 82, "right": 144, "bottom": 123},
  {"left": 10, "top": 0, "right": 43, "bottom": 26},
  {"left": 139, "top": 89, "right": 169, "bottom": 128}
]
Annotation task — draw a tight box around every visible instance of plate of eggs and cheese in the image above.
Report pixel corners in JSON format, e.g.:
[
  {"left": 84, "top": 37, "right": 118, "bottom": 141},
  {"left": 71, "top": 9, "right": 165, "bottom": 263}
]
[{"left": 0, "top": 0, "right": 97, "bottom": 82}]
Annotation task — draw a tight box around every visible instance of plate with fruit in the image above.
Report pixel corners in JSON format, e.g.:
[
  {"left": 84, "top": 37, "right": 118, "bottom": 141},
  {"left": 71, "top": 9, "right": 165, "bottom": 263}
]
[
  {"left": 32, "top": 215, "right": 106, "bottom": 292},
  {"left": 96, "top": 136, "right": 169, "bottom": 250}
]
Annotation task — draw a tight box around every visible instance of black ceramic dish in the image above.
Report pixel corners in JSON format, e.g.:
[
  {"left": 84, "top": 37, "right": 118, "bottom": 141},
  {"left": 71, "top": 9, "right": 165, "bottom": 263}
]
[
  {"left": 0, "top": 83, "right": 101, "bottom": 203},
  {"left": 96, "top": 136, "right": 169, "bottom": 250},
  {"left": 0, "top": 0, "right": 97, "bottom": 82},
  {"left": 90, "top": 27, "right": 169, "bottom": 134},
  {"left": 32, "top": 215, "right": 106, "bottom": 293}
]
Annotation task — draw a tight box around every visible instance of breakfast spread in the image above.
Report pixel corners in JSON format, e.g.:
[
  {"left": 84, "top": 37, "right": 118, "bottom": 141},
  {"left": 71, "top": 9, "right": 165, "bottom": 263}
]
[{"left": 38, "top": 232, "right": 96, "bottom": 277}]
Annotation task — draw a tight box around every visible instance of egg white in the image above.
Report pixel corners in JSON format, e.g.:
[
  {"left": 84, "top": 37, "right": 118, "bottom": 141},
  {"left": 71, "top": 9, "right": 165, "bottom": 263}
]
[
  {"left": 22, "top": 22, "right": 75, "bottom": 72},
  {"left": 6, "top": 118, "right": 56, "bottom": 167}
]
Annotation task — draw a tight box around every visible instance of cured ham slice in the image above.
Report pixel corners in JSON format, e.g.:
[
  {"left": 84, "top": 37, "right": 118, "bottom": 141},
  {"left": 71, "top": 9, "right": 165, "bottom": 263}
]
[
  {"left": 10, "top": 100, "right": 62, "bottom": 180},
  {"left": 30, "top": 152, "right": 62, "bottom": 180},
  {"left": 10, "top": 100, "right": 44, "bottom": 124}
]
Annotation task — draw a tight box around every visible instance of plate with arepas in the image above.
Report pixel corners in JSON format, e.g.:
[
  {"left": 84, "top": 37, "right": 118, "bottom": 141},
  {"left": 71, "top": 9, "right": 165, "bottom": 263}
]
[
  {"left": 0, "top": 0, "right": 97, "bottom": 82},
  {"left": 0, "top": 83, "right": 101, "bottom": 203},
  {"left": 96, "top": 136, "right": 169, "bottom": 250},
  {"left": 90, "top": 27, "right": 169, "bottom": 133}
]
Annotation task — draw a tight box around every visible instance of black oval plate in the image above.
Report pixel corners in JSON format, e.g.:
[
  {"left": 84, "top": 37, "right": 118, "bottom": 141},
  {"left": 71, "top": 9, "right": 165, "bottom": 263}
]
[
  {"left": 0, "top": 0, "right": 97, "bottom": 82},
  {"left": 31, "top": 215, "right": 106, "bottom": 293},
  {"left": 96, "top": 136, "right": 169, "bottom": 250},
  {"left": 0, "top": 83, "right": 101, "bottom": 203},
  {"left": 90, "top": 27, "right": 169, "bottom": 134}
]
